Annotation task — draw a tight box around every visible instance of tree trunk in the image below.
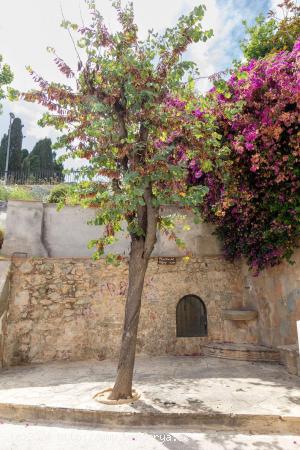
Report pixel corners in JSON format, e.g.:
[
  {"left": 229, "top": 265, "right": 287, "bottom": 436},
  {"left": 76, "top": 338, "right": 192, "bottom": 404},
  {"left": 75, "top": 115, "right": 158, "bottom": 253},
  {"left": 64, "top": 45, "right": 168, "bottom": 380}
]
[
  {"left": 108, "top": 237, "right": 149, "bottom": 400},
  {"left": 109, "top": 186, "right": 158, "bottom": 400}
]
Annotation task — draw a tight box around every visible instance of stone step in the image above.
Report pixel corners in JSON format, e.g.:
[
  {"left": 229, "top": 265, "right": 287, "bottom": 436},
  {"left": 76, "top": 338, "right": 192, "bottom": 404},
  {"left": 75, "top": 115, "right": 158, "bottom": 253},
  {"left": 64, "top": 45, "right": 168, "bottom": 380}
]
[
  {"left": 278, "top": 344, "right": 300, "bottom": 376},
  {"left": 202, "top": 342, "right": 280, "bottom": 362}
]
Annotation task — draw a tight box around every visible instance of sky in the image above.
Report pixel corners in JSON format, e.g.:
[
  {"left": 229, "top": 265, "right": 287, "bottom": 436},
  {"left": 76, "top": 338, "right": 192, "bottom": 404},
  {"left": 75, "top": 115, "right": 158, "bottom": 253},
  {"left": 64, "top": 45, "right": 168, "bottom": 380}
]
[{"left": 0, "top": 0, "right": 275, "bottom": 167}]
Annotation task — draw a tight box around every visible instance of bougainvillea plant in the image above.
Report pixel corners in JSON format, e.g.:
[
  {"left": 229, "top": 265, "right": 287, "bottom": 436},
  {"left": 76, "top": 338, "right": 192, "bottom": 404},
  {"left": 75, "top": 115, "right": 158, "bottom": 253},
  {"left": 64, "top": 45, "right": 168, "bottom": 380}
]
[
  {"left": 191, "top": 39, "right": 300, "bottom": 275},
  {"left": 24, "top": 0, "right": 220, "bottom": 400}
]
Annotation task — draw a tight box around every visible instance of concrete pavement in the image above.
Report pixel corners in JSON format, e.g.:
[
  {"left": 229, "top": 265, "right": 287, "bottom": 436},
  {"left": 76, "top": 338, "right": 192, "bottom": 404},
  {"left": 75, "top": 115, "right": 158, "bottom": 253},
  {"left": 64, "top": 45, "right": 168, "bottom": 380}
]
[
  {"left": 0, "top": 422, "right": 299, "bottom": 450},
  {"left": 0, "top": 356, "right": 299, "bottom": 433}
]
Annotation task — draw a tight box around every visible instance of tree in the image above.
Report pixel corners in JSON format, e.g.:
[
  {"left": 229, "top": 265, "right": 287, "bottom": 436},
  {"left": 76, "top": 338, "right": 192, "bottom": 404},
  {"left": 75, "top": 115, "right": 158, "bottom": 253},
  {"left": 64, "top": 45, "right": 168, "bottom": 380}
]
[
  {"left": 0, "top": 117, "right": 23, "bottom": 172},
  {"left": 241, "top": 0, "right": 300, "bottom": 60},
  {"left": 52, "top": 152, "right": 64, "bottom": 178},
  {"left": 25, "top": 138, "right": 53, "bottom": 171},
  {"left": 24, "top": 0, "right": 220, "bottom": 400},
  {"left": 0, "top": 54, "right": 13, "bottom": 114},
  {"left": 21, "top": 148, "right": 29, "bottom": 161},
  {"left": 0, "top": 134, "right": 8, "bottom": 171},
  {"left": 7, "top": 117, "right": 23, "bottom": 171},
  {"left": 22, "top": 138, "right": 64, "bottom": 179}
]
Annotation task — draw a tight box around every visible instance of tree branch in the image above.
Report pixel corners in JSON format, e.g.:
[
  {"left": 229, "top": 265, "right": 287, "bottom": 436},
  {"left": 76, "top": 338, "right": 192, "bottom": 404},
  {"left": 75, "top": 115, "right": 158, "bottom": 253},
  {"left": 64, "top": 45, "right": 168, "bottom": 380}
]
[
  {"left": 114, "top": 86, "right": 129, "bottom": 170},
  {"left": 143, "top": 184, "right": 159, "bottom": 259},
  {"left": 60, "top": 2, "right": 83, "bottom": 68}
]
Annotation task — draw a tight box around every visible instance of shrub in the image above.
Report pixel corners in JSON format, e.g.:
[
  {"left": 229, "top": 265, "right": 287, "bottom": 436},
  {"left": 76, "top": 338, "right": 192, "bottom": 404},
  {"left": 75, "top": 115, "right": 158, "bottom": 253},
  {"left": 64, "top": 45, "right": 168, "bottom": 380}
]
[
  {"left": 7, "top": 186, "right": 35, "bottom": 201},
  {"left": 0, "top": 185, "right": 9, "bottom": 201},
  {"left": 47, "top": 185, "right": 69, "bottom": 203},
  {"left": 30, "top": 185, "right": 51, "bottom": 202},
  {"left": 0, "top": 185, "right": 35, "bottom": 201},
  {"left": 193, "top": 40, "right": 300, "bottom": 274}
]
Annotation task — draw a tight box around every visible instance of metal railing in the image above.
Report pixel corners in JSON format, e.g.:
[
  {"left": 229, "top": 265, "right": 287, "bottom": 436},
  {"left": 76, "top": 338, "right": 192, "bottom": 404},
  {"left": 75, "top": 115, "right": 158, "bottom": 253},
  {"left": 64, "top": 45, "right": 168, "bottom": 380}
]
[{"left": 0, "top": 170, "right": 83, "bottom": 185}]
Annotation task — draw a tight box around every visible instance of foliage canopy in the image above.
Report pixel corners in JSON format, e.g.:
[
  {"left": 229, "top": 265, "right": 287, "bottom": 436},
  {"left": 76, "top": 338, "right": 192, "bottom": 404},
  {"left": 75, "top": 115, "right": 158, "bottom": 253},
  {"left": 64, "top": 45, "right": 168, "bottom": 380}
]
[
  {"left": 241, "top": 0, "right": 300, "bottom": 60},
  {"left": 0, "top": 54, "right": 13, "bottom": 113},
  {"left": 0, "top": 117, "right": 24, "bottom": 172},
  {"left": 24, "top": 0, "right": 220, "bottom": 261}
]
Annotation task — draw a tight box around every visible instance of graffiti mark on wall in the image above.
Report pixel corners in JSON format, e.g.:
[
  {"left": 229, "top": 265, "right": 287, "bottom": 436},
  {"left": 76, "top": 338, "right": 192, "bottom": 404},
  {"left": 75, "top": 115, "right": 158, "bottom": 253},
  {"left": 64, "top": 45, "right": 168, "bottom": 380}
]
[{"left": 99, "top": 277, "right": 157, "bottom": 300}]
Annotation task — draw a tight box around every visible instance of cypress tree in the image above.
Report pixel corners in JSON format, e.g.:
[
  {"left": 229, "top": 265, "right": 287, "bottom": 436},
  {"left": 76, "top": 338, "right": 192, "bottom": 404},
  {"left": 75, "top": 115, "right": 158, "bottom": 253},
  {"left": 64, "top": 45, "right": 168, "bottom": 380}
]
[
  {"left": 0, "top": 134, "right": 8, "bottom": 172},
  {"left": 8, "top": 117, "right": 23, "bottom": 172},
  {"left": 27, "top": 138, "right": 53, "bottom": 172}
]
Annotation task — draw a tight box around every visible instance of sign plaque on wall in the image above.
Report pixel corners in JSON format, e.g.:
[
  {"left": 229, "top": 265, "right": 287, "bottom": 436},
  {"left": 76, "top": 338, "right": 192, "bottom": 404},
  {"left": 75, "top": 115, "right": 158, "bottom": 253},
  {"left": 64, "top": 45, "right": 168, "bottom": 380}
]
[{"left": 158, "top": 257, "right": 176, "bottom": 265}]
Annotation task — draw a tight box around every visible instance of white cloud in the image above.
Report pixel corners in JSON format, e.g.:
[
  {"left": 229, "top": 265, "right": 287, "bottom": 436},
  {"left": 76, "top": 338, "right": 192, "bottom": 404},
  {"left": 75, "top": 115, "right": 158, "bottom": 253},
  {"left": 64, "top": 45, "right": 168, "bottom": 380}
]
[{"left": 270, "top": 0, "right": 281, "bottom": 14}]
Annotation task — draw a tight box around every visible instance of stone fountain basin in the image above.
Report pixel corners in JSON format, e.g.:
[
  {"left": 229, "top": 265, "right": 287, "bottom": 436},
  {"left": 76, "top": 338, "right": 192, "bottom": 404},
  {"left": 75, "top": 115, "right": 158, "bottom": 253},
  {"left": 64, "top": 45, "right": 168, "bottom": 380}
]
[{"left": 222, "top": 309, "right": 258, "bottom": 321}]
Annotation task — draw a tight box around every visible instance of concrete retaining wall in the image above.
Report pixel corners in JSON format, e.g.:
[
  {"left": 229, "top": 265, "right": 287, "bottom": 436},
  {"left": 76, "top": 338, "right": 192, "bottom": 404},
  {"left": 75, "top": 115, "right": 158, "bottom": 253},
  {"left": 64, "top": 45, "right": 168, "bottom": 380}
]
[
  {"left": 242, "top": 250, "right": 300, "bottom": 348},
  {"left": 1, "top": 201, "right": 222, "bottom": 258}
]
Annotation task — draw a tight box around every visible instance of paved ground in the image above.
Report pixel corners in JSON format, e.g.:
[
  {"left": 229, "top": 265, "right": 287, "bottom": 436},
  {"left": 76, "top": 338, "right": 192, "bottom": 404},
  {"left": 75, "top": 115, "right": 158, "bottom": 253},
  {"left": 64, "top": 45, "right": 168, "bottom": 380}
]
[
  {"left": 0, "top": 422, "right": 299, "bottom": 450},
  {"left": 0, "top": 356, "right": 299, "bottom": 417}
]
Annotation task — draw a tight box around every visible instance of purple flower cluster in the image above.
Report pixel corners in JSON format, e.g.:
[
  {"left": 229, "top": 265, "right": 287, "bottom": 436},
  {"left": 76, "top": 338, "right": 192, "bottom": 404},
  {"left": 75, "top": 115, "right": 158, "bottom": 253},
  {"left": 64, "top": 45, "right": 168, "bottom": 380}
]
[
  {"left": 193, "top": 40, "right": 300, "bottom": 274},
  {"left": 164, "top": 96, "right": 187, "bottom": 110}
]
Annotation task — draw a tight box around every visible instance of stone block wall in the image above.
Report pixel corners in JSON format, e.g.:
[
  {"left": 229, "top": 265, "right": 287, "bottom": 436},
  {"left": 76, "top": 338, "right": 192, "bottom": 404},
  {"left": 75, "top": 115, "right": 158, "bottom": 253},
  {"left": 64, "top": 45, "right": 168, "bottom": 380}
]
[
  {"left": 0, "top": 260, "right": 11, "bottom": 367},
  {"left": 2, "top": 256, "right": 246, "bottom": 366},
  {"left": 1, "top": 200, "right": 299, "bottom": 367}
]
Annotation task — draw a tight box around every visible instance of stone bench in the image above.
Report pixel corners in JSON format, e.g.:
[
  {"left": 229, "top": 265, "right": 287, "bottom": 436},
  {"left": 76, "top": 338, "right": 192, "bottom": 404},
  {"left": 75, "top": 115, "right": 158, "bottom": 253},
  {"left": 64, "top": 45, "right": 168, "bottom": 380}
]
[{"left": 203, "top": 342, "right": 280, "bottom": 362}]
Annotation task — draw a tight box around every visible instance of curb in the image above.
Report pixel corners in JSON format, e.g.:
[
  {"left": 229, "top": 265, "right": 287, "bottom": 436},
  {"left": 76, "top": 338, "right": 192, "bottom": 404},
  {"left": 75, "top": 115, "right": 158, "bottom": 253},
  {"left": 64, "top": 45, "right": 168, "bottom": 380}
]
[{"left": 0, "top": 403, "right": 299, "bottom": 434}]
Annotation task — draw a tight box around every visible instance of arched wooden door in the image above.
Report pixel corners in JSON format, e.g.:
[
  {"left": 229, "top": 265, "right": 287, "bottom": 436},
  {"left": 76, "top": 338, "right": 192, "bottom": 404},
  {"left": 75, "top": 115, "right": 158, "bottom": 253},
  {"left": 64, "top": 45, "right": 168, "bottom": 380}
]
[{"left": 176, "top": 295, "right": 207, "bottom": 337}]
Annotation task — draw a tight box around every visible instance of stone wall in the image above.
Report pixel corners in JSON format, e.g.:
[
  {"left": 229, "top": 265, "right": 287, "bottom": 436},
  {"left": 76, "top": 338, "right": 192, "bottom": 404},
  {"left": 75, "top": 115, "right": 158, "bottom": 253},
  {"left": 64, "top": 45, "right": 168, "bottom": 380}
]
[
  {"left": 1, "top": 200, "right": 299, "bottom": 367},
  {"left": 3, "top": 256, "right": 246, "bottom": 366},
  {"left": 0, "top": 260, "right": 11, "bottom": 367}
]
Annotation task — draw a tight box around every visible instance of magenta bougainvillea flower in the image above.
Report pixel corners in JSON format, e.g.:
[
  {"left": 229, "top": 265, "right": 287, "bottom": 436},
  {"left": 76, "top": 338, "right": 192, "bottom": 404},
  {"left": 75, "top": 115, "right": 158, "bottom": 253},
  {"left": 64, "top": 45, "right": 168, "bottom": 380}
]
[{"left": 192, "top": 39, "right": 300, "bottom": 274}]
